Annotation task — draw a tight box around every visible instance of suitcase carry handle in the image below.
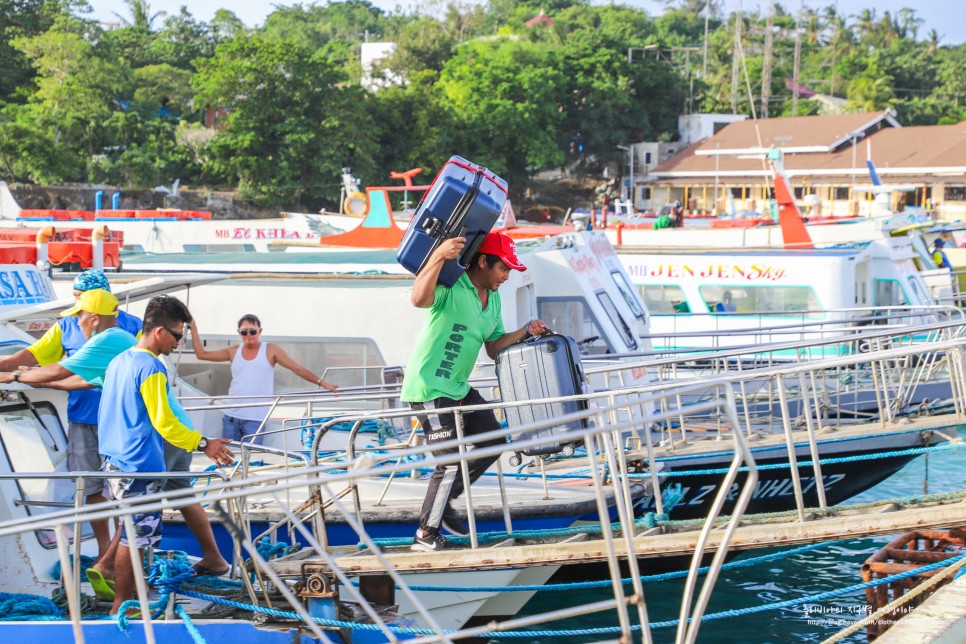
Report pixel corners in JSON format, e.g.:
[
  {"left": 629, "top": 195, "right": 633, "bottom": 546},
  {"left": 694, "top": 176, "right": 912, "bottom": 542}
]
[
  {"left": 460, "top": 229, "right": 487, "bottom": 266},
  {"left": 521, "top": 323, "right": 552, "bottom": 344}
]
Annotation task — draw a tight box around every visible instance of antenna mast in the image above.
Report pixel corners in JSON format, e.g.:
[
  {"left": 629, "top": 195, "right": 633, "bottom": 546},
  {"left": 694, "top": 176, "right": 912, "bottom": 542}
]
[
  {"left": 792, "top": 0, "right": 803, "bottom": 116},
  {"left": 761, "top": 1, "right": 775, "bottom": 118},
  {"left": 731, "top": 1, "right": 742, "bottom": 113}
]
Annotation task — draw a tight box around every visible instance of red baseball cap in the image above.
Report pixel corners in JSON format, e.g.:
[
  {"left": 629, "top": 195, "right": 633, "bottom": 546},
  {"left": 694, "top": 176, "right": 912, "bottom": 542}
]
[{"left": 478, "top": 232, "right": 526, "bottom": 271}]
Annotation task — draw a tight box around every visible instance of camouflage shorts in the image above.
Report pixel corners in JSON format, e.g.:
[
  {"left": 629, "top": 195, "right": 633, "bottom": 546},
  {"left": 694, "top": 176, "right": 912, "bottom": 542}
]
[{"left": 106, "top": 465, "right": 163, "bottom": 548}]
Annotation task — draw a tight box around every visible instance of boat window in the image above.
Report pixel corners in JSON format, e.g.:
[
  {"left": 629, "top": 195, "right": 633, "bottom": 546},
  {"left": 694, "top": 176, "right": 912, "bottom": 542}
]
[
  {"left": 906, "top": 275, "right": 931, "bottom": 306},
  {"left": 609, "top": 271, "right": 647, "bottom": 331},
  {"left": 595, "top": 291, "right": 638, "bottom": 350},
  {"left": 875, "top": 279, "right": 909, "bottom": 307},
  {"left": 638, "top": 285, "right": 690, "bottom": 315},
  {"left": 0, "top": 339, "right": 30, "bottom": 357},
  {"left": 0, "top": 400, "right": 79, "bottom": 549},
  {"left": 698, "top": 285, "right": 822, "bottom": 318},
  {"left": 122, "top": 244, "right": 145, "bottom": 254},
  {"left": 537, "top": 297, "right": 611, "bottom": 355}
]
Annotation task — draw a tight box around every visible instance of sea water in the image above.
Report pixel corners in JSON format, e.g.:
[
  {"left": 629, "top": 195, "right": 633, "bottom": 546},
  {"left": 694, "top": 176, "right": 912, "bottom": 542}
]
[{"left": 506, "top": 427, "right": 966, "bottom": 643}]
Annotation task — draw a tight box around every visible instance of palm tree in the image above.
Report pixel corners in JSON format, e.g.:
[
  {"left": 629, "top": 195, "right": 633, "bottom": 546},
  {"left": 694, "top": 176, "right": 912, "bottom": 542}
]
[
  {"left": 113, "top": 0, "right": 166, "bottom": 32},
  {"left": 897, "top": 8, "right": 923, "bottom": 41},
  {"left": 926, "top": 29, "right": 943, "bottom": 55},
  {"left": 854, "top": 8, "right": 876, "bottom": 45},
  {"left": 847, "top": 75, "right": 895, "bottom": 112}
]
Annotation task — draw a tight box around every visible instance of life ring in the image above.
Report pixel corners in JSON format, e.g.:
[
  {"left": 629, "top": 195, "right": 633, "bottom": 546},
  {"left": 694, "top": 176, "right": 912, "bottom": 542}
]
[{"left": 343, "top": 192, "right": 369, "bottom": 216}]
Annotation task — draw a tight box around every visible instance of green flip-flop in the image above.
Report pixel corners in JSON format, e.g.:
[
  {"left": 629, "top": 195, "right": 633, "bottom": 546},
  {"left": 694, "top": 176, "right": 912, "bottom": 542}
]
[{"left": 86, "top": 568, "right": 116, "bottom": 601}]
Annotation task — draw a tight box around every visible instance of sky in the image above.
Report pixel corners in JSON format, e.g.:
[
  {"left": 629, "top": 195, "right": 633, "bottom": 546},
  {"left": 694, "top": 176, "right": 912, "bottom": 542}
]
[{"left": 85, "top": 0, "right": 964, "bottom": 46}]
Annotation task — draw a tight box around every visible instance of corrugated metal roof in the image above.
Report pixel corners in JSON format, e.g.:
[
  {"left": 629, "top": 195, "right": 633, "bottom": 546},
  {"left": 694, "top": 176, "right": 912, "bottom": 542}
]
[
  {"left": 648, "top": 116, "right": 966, "bottom": 183},
  {"left": 690, "top": 111, "right": 892, "bottom": 154}
]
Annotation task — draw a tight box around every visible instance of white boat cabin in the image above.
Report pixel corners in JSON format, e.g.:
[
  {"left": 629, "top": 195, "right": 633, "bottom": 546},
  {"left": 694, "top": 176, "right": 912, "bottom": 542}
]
[{"left": 619, "top": 237, "right": 935, "bottom": 349}]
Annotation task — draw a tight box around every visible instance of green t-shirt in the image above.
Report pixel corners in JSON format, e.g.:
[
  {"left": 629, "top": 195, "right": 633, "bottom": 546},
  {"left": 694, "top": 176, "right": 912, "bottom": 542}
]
[
  {"left": 401, "top": 272, "right": 506, "bottom": 402},
  {"left": 653, "top": 214, "right": 671, "bottom": 229}
]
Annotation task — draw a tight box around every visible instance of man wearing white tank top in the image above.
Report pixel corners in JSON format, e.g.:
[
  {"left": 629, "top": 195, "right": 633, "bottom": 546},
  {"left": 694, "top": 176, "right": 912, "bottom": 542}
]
[{"left": 188, "top": 314, "right": 339, "bottom": 443}]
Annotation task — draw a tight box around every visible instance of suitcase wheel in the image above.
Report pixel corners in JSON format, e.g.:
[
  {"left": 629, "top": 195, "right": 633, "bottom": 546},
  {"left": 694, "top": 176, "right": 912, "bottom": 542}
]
[
  {"left": 562, "top": 444, "right": 576, "bottom": 457},
  {"left": 508, "top": 453, "right": 522, "bottom": 467}
]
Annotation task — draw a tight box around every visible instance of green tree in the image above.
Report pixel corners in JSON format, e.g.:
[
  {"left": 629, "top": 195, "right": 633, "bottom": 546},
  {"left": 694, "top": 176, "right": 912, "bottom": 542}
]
[
  {"left": 846, "top": 73, "right": 896, "bottom": 112},
  {"left": 0, "top": 0, "right": 77, "bottom": 104},
  {"left": 554, "top": 5, "right": 684, "bottom": 166},
  {"left": 0, "top": 20, "right": 121, "bottom": 182},
  {"left": 435, "top": 37, "right": 566, "bottom": 186},
  {"left": 146, "top": 7, "right": 215, "bottom": 69},
  {"left": 367, "top": 70, "right": 454, "bottom": 187},
  {"left": 386, "top": 17, "right": 454, "bottom": 74},
  {"left": 193, "top": 34, "right": 378, "bottom": 207},
  {"left": 210, "top": 9, "right": 246, "bottom": 41},
  {"left": 113, "top": 0, "right": 165, "bottom": 32}
]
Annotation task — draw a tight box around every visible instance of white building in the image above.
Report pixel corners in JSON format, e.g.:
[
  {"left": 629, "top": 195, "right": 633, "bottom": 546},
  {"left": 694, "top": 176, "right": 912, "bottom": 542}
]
[{"left": 360, "top": 42, "right": 404, "bottom": 91}]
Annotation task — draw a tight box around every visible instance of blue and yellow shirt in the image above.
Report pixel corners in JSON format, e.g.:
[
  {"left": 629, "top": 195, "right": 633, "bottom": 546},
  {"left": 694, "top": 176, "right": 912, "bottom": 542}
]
[
  {"left": 29, "top": 310, "right": 142, "bottom": 424},
  {"left": 98, "top": 347, "right": 201, "bottom": 473}
]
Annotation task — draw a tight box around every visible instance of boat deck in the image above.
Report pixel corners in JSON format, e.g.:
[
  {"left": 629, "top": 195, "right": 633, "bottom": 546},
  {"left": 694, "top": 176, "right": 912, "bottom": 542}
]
[{"left": 270, "top": 489, "right": 966, "bottom": 576}]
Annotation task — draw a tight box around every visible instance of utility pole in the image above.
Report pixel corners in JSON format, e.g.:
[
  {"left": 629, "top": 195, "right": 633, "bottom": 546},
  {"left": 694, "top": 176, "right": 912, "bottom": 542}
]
[
  {"left": 792, "top": 0, "right": 803, "bottom": 116},
  {"left": 731, "top": 1, "right": 742, "bottom": 114},
  {"left": 761, "top": 1, "right": 775, "bottom": 118},
  {"left": 702, "top": 0, "right": 711, "bottom": 79}
]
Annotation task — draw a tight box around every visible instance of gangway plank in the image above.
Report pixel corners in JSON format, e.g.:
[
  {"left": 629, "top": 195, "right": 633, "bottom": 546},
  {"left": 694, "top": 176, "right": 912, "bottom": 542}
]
[{"left": 270, "top": 494, "right": 966, "bottom": 576}]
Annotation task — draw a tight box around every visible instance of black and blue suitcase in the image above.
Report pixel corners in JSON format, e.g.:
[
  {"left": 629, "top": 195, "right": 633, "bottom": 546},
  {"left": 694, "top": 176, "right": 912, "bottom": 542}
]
[
  {"left": 495, "top": 333, "right": 588, "bottom": 465},
  {"left": 396, "top": 155, "right": 508, "bottom": 287}
]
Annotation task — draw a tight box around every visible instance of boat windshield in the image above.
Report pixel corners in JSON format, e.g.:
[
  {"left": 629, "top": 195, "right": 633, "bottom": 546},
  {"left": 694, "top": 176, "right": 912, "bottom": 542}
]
[
  {"left": 0, "top": 400, "right": 82, "bottom": 548},
  {"left": 875, "top": 279, "right": 909, "bottom": 307},
  {"left": 537, "top": 297, "right": 610, "bottom": 355}
]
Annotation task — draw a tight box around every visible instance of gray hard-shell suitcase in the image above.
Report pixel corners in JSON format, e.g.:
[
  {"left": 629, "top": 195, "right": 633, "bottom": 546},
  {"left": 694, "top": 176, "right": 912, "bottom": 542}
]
[{"left": 494, "top": 333, "right": 588, "bottom": 464}]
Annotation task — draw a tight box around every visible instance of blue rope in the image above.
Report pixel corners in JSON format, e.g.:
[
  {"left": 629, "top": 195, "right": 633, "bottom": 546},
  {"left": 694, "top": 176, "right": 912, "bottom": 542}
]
[
  {"left": 176, "top": 604, "right": 207, "bottom": 644},
  {"left": 0, "top": 593, "right": 64, "bottom": 621},
  {"left": 171, "top": 551, "right": 966, "bottom": 638},
  {"left": 645, "top": 551, "right": 966, "bottom": 631},
  {"left": 299, "top": 417, "right": 398, "bottom": 448},
  {"left": 50, "top": 554, "right": 96, "bottom": 582}
]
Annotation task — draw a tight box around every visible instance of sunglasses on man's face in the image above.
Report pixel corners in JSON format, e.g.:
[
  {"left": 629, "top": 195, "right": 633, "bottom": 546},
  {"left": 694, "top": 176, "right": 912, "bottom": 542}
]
[
  {"left": 164, "top": 327, "right": 184, "bottom": 343},
  {"left": 239, "top": 329, "right": 260, "bottom": 336}
]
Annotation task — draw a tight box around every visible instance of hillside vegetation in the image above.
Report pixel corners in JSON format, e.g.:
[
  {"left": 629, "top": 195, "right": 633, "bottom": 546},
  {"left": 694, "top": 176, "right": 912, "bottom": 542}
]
[{"left": 0, "top": 0, "right": 962, "bottom": 210}]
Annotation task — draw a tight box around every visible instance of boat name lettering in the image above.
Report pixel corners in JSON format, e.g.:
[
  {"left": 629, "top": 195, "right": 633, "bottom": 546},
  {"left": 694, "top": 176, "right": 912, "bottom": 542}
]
[
  {"left": 435, "top": 323, "right": 468, "bottom": 379},
  {"left": 633, "top": 473, "right": 847, "bottom": 511},
  {"left": 214, "top": 227, "right": 315, "bottom": 240},
  {"left": 0, "top": 268, "right": 54, "bottom": 304},
  {"left": 566, "top": 253, "right": 600, "bottom": 275},
  {"left": 625, "top": 263, "right": 787, "bottom": 281},
  {"left": 588, "top": 235, "right": 616, "bottom": 259}
]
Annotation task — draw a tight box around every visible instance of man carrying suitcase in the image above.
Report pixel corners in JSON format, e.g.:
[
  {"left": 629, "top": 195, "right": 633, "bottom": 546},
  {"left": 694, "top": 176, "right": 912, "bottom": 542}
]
[{"left": 402, "top": 231, "right": 547, "bottom": 552}]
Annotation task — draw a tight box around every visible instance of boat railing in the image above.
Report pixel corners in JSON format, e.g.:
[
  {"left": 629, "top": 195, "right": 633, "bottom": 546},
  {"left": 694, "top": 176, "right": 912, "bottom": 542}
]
[
  {"left": 578, "top": 315, "right": 966, "bottom": 393},
  {"left": 294, "top": 378, "right": 759, "bottom": 641},
  {"left": 180, "top": 323, "right": 966, "bottom": 522},
  {"left": 496, "top": 333, "right": 966, "bottom": 514},
  {"left": 0, "top": 380, "right": 757, "bottom": 642},
  {"left": 647, "top": 304, "right": 961, "bottom": 344}
]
